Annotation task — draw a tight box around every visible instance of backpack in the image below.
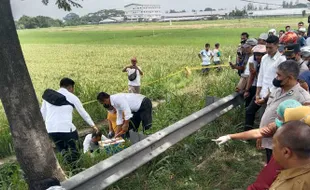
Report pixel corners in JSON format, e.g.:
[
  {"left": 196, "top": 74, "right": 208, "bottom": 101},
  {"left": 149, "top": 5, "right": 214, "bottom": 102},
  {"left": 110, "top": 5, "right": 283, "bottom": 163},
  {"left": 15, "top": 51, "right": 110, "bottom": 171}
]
[
  {"left": 128, "top": 69, "right": 137, "bottom": 81},
  {"left": 42, "top": 89, "right": 75, "bottom": 108}
]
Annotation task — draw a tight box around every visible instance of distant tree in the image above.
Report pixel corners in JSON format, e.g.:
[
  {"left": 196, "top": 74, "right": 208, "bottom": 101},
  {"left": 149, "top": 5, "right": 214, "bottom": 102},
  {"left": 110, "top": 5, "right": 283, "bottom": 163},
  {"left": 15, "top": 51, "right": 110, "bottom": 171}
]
[
  {"left": 295, "top": 3, "right": 308, "bottom": 8},
  {"left": 18, "top": 15, "right": 38, "bottom": 29},
  {"left": 63, "top": 13, "right": 81, "bottom": 26},
  {"left": 289, "top": 1, "right": 293, "bottom": 8},
  {"left": 169, "top": 9, "right": 177, "bottom": 13},
  {"left": 247, "top": 3, "right": 255, "bottom": 10},
  {"left": 229, "top": 8, "right": 247, "bottom": 17},
  {"left": 204, "top": 7, "right": 213, "bottom": 11},
  {"left": 192, "top": 9, "right": 196, "bottom": 12},
  {"left": 181, "top": 9, "right": 186, "bottom": 12}
]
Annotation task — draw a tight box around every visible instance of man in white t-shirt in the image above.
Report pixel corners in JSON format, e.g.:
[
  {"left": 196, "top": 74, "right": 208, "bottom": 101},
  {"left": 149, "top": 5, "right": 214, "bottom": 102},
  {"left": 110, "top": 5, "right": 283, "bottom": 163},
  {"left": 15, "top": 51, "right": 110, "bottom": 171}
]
[
  {"left": 198, "top": 43, "right": 213, "bottom": 73},
  {"left": 122, "top": 57, "right": 143, "bottom": 94},
  {"left": 83, "top": 131, "right": 107, "bottom": 154}
]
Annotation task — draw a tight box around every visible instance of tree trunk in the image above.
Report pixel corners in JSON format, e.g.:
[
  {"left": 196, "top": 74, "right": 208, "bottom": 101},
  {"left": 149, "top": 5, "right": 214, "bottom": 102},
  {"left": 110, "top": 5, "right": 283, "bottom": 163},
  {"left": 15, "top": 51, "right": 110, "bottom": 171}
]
[{"left": 0, "top": 1, "right": 66, "bottom": 189}]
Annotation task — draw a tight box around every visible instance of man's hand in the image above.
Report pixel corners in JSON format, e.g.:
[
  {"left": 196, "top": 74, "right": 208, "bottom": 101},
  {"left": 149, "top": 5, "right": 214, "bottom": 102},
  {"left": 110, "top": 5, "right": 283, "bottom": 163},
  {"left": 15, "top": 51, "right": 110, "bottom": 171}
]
[
  {"left": 212, "top": 135, "right": 231, "bottom": 145},
  {"left": 108, "top": 131, "right": 115, "bottom": 139},
  {"left": 93, "top": 126, "right": 99, "bottom": 132},
  {"left": 256, "top": 138, "right": 263, "bottom": 150},
  {"left": 122, "top": 123, "right": 129, "bottom": 133},
  {"left": 255, "top": 96, "right": 265, "bottom": 105},
  {"left": 244, "top": 91, "right": 250, "bottom": 98}
]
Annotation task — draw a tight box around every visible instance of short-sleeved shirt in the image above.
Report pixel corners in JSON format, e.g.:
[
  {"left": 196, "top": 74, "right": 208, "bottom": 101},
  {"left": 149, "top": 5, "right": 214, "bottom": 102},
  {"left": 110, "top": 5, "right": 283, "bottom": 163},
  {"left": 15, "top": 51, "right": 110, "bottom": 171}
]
[
  {"left": 126, "top": 66, "right": 142, "bottom": 87},
  {"left": 269, "top": 163, "right": 310, "bottom": 190},
  {"left": 213, "top": 49, "right": 221, "bottom": 62},
  {"left": 200, "top": 50, "right": 213, "bottom": 66},
  {"left": 260, "top": 83, "right": 310, "bottom": 149}
]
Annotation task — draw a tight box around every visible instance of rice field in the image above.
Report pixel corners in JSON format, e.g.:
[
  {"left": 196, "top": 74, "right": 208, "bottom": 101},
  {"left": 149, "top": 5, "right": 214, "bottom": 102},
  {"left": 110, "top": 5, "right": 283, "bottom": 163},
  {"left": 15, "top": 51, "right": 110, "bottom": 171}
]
[{"left": 0, "top": 17, "right": 308, "bottom": 189}]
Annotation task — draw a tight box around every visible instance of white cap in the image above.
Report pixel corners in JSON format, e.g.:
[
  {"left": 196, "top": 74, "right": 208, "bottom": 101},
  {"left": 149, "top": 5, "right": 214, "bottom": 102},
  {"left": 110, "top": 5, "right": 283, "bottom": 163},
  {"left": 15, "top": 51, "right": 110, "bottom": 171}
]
[
  {"left": 268, "top": 29, "right": 277, "bottom": 35},
  {"left": 258, "top": 33, "right": 268, "bottom": 40}
]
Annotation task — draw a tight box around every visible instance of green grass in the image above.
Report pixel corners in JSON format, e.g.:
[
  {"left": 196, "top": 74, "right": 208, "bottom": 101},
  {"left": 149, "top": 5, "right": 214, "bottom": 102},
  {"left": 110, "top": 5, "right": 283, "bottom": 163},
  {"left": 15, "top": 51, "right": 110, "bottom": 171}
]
[{"left": 0, "top": 17, "right": 288, "bottom": 188}]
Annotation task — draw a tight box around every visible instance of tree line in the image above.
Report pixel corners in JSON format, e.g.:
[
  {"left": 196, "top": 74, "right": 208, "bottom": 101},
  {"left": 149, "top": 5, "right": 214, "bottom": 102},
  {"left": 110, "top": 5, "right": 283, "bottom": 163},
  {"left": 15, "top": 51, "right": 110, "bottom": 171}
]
[{"left": 16, "top": 9, "right": 125, "bottom": 29}]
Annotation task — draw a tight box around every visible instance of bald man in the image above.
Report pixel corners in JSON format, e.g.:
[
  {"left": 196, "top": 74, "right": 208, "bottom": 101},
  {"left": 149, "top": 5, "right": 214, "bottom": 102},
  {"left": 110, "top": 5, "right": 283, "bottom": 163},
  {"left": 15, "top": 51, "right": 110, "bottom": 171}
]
[{"left": 270, "top": 121, "right": 310, "bottom": 189}]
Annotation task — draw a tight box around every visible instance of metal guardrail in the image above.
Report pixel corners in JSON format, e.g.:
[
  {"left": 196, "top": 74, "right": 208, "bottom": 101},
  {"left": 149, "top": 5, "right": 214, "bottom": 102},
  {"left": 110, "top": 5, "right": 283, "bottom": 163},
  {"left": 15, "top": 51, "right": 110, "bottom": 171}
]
[{"left": 61, "top": 93, "right": 243, "bottom": 190}]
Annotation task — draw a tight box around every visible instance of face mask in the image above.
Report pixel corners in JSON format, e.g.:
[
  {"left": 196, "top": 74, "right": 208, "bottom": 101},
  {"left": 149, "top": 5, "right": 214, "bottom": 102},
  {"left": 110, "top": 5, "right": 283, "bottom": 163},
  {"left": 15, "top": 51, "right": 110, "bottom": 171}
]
[
  {"left": 273, "top": 78, "right": 284, "bottom": 88},
  {"left": 275, "top": 118, "right": 284, "bottom": 128}
]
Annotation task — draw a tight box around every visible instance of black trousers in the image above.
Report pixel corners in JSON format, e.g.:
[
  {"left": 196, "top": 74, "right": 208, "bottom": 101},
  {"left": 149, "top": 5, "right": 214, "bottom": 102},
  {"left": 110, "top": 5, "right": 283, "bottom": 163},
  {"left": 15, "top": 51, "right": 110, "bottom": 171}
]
[
  {"left": 244, "top": 97, "right": 262, "bottom": 131},
  {"left": 266, "top": 148, "right": 273, "bottom": 164},
  {"left": 245, "top": 86, "right": 257, "bottom": 108},
  {"left": 49, "top": 130, "right": 79, "bottom": 163},
  {"left": 123, "top": 98, "right": 153, "bottom": 138},
  {"left": 130, "top": 97, "right": 153, "bottom": 131}
]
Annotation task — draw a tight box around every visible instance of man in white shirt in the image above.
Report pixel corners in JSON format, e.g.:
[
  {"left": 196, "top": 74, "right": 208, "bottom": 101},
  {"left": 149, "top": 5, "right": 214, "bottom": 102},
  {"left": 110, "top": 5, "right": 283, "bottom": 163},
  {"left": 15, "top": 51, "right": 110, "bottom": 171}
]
[
  {"left": 122, "top": 57, "right": 143, "bottom": 94},
  {"left": 198, "top": 43, "right": 213, "bottom": 73},
  {"left": 83, "top": 131, "right": 103, "bottom": 154},
  {"left": 97, "top": 92, "right": 152, "bottom": 138},
  {"left": 41, "top": 78, "right": 98, "bottom": 161},
  {"left": 244, "top": 35, "right": 286, "bottom": 131}
]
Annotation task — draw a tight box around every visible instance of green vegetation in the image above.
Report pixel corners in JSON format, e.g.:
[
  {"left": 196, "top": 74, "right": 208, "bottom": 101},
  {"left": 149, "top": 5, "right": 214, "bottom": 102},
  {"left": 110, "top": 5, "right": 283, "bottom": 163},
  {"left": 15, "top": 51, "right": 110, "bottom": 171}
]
[{"left": 0, "top": 17, "right": 302, "bottom": 189}]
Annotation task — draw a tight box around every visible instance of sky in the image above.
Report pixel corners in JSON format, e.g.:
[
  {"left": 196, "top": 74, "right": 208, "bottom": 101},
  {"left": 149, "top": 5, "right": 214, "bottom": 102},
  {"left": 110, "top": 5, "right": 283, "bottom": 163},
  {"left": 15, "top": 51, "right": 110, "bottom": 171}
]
[{"left": 11, "top": 0, "right": 300, "bottom": 19}]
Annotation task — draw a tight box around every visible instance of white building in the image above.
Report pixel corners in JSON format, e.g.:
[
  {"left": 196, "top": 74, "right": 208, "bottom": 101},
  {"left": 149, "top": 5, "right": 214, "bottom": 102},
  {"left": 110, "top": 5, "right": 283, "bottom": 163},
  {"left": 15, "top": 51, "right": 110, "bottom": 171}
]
[{"left": 125, "top": 3, "right": 162, "bottom": 21}]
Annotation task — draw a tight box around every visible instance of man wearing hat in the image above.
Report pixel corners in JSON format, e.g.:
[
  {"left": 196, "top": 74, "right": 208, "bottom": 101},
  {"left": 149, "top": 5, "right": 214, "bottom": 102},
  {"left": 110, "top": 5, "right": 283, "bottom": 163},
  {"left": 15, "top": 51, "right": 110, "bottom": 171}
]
[
  {"left": 122, "top": 57, "right": 144, "bottom": 94},
  {"left": 258, "top": 33, "right": 268, "bottom": 45},
  {"left": 283, "top": 44, "right": 309, "bottom": 74},
  {"left": 231, "top": 38, "right": 257, "bottom": 78},
  {"left": 298, "top": 28, "right": 307, "bottom": 47},
  {"left": 244, "top": 44, "right": 266, "bottom": 107}
]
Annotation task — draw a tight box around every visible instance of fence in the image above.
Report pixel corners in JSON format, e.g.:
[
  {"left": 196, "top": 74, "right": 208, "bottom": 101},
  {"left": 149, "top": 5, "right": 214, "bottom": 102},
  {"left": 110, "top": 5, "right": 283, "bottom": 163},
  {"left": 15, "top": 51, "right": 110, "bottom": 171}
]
[{"left": 61, "top": 92, "right": 243, "bottom": 190}]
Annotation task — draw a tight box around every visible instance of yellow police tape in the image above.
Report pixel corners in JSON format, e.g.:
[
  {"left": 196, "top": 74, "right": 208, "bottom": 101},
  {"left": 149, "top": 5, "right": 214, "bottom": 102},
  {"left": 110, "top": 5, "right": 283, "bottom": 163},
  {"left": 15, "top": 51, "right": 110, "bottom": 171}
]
[{"left": 82, "top": 64, "right": 230, "bottom": 106}]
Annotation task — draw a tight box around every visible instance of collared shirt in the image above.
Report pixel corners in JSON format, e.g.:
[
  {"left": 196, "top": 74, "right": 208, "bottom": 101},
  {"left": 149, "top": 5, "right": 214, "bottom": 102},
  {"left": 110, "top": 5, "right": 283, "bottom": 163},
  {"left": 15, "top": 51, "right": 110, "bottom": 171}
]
[
  {"left": 110, "top": 93, "right": 145, "bottom": 125},
  {"left": 257, "top": 52, "right": 286, "bottom": 98},
  {"left": 41, "top": 88, "right": 95, "bottom": 133},
  {"left": 269, "top": 163, "right": 310, "bottom": 190},
  {"left": 260, "top": 83, "right": 310, "bottom": 149},
  {"left": 127, "top": 66, "right": 142, "bottom": 87}
]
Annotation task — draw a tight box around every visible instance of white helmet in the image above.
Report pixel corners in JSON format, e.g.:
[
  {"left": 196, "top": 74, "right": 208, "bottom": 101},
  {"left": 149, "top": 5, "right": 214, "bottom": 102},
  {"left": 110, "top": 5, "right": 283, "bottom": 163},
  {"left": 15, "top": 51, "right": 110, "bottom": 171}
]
[{"left": 301, "top": 46, "right": 310, "bottom": 58}]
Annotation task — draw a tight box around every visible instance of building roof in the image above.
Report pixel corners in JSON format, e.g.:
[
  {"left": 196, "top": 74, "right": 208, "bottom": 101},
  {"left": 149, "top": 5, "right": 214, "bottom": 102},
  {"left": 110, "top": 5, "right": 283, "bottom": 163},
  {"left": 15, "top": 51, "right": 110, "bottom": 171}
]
[
  {"left": 248, "top": 8, "right": 310, "bottom": 16},
  {"left": 163, "top": 10, "right": 229, "bottom": 18},
  {"left": 124, "top": 3, "right": 161, "bottom": 8},
  {"left": 124, "top": 3, "right": 143, "bottom": 8}
]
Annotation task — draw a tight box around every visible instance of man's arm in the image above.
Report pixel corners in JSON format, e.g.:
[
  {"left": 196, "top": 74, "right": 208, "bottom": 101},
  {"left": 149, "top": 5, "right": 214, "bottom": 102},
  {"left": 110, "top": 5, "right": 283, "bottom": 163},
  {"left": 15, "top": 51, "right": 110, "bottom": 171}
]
[
  {"left": 229, "top": 129, "right": 262, "bottom": 140},
  {"left": 122, "top": 66, "right": 130, "bottom": 72},
  {"left": 73, "top": 97, "right": 96, "bottom": 128},
  {"left": 136, "top": 66, "right": 143, "bottom": 76},
  {"left": 213, "top": 123, "right": 277, "bottom": 145}
]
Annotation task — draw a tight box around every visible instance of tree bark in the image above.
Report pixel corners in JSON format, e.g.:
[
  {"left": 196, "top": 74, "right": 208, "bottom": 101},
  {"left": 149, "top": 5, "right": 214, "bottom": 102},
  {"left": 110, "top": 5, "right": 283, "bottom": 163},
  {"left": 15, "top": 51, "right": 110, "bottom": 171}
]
[{"left": 0, "top": 1, "right": 66, "bottom": 189}]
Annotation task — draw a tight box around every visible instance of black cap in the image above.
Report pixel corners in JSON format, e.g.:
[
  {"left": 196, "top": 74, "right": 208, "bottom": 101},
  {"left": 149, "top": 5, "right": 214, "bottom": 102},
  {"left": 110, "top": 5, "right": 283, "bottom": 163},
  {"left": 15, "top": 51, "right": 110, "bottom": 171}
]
[{"left": 283, "top": 44, "right": 301, "bottom": 56}]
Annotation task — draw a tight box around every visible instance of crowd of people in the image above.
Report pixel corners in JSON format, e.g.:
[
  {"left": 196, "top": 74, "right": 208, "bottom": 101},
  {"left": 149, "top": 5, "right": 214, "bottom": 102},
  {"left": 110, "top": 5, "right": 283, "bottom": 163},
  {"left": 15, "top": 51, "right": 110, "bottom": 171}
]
[
  {"left": 40, "top": 57, "right": 152, "bottom": 165},
  {"left": 213, "top": 21, "right": 310, "bottom": 189}
]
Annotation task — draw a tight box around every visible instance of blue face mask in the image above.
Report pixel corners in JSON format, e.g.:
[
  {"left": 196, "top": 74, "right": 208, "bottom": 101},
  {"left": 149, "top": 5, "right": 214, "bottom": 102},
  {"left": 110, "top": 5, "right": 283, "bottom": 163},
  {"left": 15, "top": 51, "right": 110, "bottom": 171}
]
[{"left": 275, "top": 118, "right": 284, "bottom": 128}]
